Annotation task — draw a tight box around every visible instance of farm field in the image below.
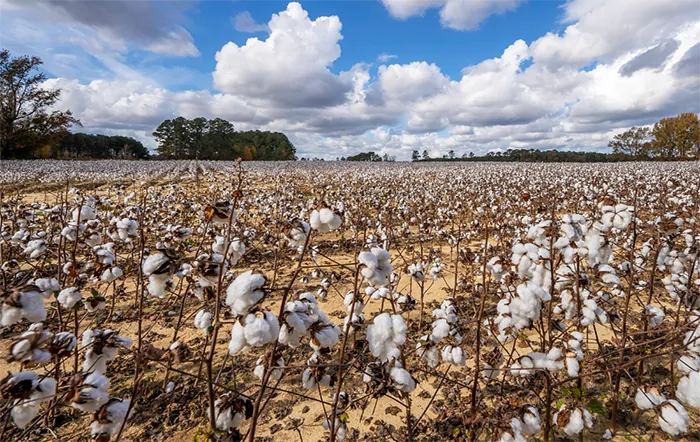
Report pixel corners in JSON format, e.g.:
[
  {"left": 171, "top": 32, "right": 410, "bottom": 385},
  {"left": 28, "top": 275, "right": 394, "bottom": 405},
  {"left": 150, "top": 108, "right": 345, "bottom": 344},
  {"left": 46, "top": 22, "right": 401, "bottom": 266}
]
[{"left": 0, "top": 160, "right": 699, "bottom": 442}]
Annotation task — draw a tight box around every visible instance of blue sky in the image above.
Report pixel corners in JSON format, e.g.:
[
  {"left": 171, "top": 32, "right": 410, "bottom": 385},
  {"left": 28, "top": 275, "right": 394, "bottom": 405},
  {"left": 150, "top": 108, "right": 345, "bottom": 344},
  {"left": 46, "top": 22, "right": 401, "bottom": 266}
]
[{"left": 1, "top": 0, "right": 698, "bottom": 159}]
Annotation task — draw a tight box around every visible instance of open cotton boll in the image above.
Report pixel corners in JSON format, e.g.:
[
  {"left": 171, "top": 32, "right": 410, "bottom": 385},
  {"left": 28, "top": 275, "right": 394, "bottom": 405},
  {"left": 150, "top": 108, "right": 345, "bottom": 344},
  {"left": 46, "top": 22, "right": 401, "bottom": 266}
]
[
  {"left": 367, "top": 313, "right": 406, "bottom": 362},
  {"left": 10, "top": 376, "right": 57, "bottom": 429},
  {"left": 645, "top": 305, "right": 665, "bottom": 329},
  {"left": 147, "top": 273, "right": 171, "bottom": 298},
  {"left": 70, "top": 372, "right": 111, "bottom": 413},
  {"left": 310, "top": 208, "right": 342, "bottom": 233},
  {"left": 2, "top": 286, "right": 47, "bottom": 326},
  {"left": 635, "top": 387, "right": 666, "bottom": 410},
  {"left": 430, "top": 319, "right": 451, "bottom": 344},
  {"left": 390, "top": 364, "right": 416, "bottom": 393},
  {"left": 416, "top": 338, "right": 440, "bottom": 368},
  {"left": 72, "top": 205, "right": 96, "bottom": 222},
  {"left": 58, "top": 287, "right": 82, "bottom": 309},
  {"left": 566, "top": 356, "right": 580, "bottom": 378},
  {"left": 194, "top": 310, "right": 213, "bottom": 332},
  {"left": 90, "top": 398, "right": 132, "bottom": 437},
  {"left": 228, "top": 320, "right": 249, "bottom": 354},
  {"left": 254, "top": 356, "right": 285, "bottom": 381},
  {"left": 310, "top": 323, "right": 341, "bottom": 351},
  {"left": 553, "top": 407, "right": 592, "bottom": 436},
  {"left": 225, "top": 270, "right": 266, "bottom": 316},
  {"left": 676, "top": 371, "right": 700, "bottom": 409},
  {"left": 521, "top": 406, "right": 541, "bottom": 435},
  {"left": 34, "top": 278, "right": 59, "bottom": 298},
  {"left": 101, "top": 267, "right": 123, "bottom": 283},
  {"left": 242, "top": 312, "right": 280, "bottom": 348},
  {"left": 24, "top": 239, "right": 47, "bottom": 259},
  {"left": 441, "top": 345, "right": 466, "bottom": 366},
  {"left": 658, "top": 400, "right": 688, "bottom": 436}
]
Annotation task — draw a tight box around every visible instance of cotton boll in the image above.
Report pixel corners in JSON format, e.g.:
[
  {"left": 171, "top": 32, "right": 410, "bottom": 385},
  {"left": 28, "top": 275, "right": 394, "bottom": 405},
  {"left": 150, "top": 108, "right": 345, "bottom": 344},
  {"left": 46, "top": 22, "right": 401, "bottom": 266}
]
[
  {"left": 225, "top": 270, "right": 266, "bottom": 316},
  {"left": 367, "top": 313, "right": 406, "bottom": 362},
  {"left": 634, "top": 387, "right": 666, "bottom": 410},
  {"left": 310, "top": 323, "right": 341, "bottom": 351},
  {"left": 676, "top": 371, "right": 700, "bottom": 409},
  {"left": 147, "top": 273, "right": 171, "bottom": 298},
  {"left": 101, "top": 267, "right": 123, "bottom": 283},
  {"left": 228, "top": 320, "right": 248, "bottom": 354},
  {"left": 441, "top": 345, "right": 466, "bottom": 366},
  {"left": 58, "top": 287, "right": 82, "bottom": 309},
  {"left": 72, "top": 205, "right": 96, "bottom": 222},
  {"left": 658, "top": 400, "right": 688, "bottom": 436},
  {"left": 566, "top": 357, "right": 580, "bottom": 378},
  {"left": 242, "top": 312, "right": 280, "bottom": 348},
  {"left": 1, "top": 287, "right": 47, "bottom": 326},
  {"left": 90, "top": 398, "right": 132, "bottom": 437},
  {"left": 70, "top": 372, "right": 111, "bottom": 413},
  {"left": 553, "top": 407, "right": 592, "bottom": 436},
  {"left": 416, "top": 338, "right": 439, "bottom": 368},
  {"left": 11, "top": 403, "right": 39, "bottom": 429},
  {"left": 34, "top": 278, "right": 59, "bottom": 298},
  {"left": 310, "top": 208, "right": 342, "bottom": 233},
  {"left": 645, "top": 305, "right": 665, "bottom": 329},
  {"left": 390, "top": 365, "right": 416, "bottom": 393},
  {"left": 521, "top": 406, "right": 541, "bottom": 435},
  {"left": 194, "top": 310, "right": 212, "bottom": 333}
]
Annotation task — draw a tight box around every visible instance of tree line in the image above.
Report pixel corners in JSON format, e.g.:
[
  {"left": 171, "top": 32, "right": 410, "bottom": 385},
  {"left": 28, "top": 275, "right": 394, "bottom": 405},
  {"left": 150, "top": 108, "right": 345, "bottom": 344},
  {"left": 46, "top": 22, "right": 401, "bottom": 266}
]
[
  {"left": 1, "top": 49, "right": 296, "bottom": 161},
  {"left": 151, "top": 117, "right": 295, "bottom": 161}
]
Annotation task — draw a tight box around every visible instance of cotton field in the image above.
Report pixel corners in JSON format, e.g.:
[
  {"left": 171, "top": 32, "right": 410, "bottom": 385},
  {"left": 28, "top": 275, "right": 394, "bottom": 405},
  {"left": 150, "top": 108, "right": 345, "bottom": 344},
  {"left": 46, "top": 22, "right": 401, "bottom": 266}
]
[{"left": 0, "top": 160, "right": 699, "bottom": 442}]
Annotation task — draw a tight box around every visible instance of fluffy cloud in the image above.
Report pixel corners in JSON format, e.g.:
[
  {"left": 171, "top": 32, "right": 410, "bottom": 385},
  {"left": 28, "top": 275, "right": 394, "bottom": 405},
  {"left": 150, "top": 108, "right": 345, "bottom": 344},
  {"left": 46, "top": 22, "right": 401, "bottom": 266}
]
[
  {"left": 3, "top": 0, "right": 199, "bottom": 57},
  {"left": 214, "top": 2, "right": 349, "bottom": 108},
  {"left": 28, "top": 1, "right": 700, "bottom": 159},
  {"left": 381, "top": 0, "right": 524, "bottom": 30},
  {"left": 233, "top": 11, "right": 270, "bottom": 33}
]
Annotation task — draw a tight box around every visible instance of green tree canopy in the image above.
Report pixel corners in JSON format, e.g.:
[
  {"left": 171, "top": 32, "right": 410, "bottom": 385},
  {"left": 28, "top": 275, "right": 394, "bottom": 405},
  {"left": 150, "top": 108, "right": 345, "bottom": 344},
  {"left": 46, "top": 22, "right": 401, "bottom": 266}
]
[
  {"left": 1, "top": 49, "right": 80, "bottom": 158},
  {"left": 153, "top": 117, "right": 295, "bottom": 161}
]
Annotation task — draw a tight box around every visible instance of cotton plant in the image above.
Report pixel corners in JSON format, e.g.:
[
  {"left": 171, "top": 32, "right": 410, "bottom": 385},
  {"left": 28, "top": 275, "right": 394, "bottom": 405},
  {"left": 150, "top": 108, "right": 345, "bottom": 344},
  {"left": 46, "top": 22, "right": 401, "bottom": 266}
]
[
  {"left": 1, "top": 371, "right": 57, "bottom": 429},
  {"left": 6, "top": 323, "right": 53, "bottom": 365},
  {"left": 68, "top": 371, "right": 111, "bottom": 413},
  {"left": 82, "top": 329, "right": 134, "bottom": 375},
  {"left": 142, "top": 248, "right": 179, "bottom": 299},
  {"left": 90, "top": 398, "right": 133, "bottom": 440},
  {"left": 0, "top": 284, "right": 47, "bottom": 326},
  {"left": 359, "top": 247, "right": 393, "bottom": 288}
]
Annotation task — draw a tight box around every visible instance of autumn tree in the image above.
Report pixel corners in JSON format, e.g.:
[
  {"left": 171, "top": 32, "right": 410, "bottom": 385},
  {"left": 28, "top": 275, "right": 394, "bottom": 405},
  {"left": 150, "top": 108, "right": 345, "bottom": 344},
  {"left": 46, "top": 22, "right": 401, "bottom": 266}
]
[
  {"left": 0, "top": 49, "right": 80, "bottom": 158},
  {"left": 651, "top": 113, "right": 700, "bottom": 159},
  {"left": 608, "top": 126, "right": 652, "bottom": 158}
]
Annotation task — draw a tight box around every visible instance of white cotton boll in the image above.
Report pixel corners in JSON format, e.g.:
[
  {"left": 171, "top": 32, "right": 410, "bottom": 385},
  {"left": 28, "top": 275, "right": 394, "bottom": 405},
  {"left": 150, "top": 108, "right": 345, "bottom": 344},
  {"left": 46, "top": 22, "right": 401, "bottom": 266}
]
[
  {"left": 2, "top": 289, "right": 47, "bottom": 326},
  {"left": 367, "top": 313, "right": 406, "bottom": 362},
  {"left": 430, "top": 319, "right": 450, "bottom": 344},
  {"left": 676, "top": 371, "right": 700, "bottom": 409},
  {"left": 72, "top": 205, "right": 96, "bottom": 222},
  {"left": 101, "top": 267, "right": 123, "bottom": 282},
  {"left": 358, "top": 251, "right": 378, "bottom": 269},
  {"left": 83, "top": 349, "right": 108, "bottom": 374},
  {"left": 645, "top": 305, "right": 665, "bottom": 329},
  {"left": 311, "top": 324, "right": 341, "bottom": 351},
  {"left": 24, "top": 239, "right": 47, "bottom": 259},
  {"left": 554, "top": 407, "right": 591, "bottom": 436},
  {"left": 310, "top": 208, "right": 342, "bottom": 233},
  {"left": 566, "top": 357, "right": 580, "bottom": 378},
  {"left": 225, "top": 270, "right": 266, "bottom": 316},
  {"left": 71, "top": 373, "right": 110, "bottom": 413},
  {"left": 143, "top": 253, "right": 169, "bottom": 276},
  {"left": 442, "top": 345, "right": 466, "bottom": 366},
  {"left": 634, "top": 387, "right": 666, "bottom": 410},
  {"left": 658, "top": 400, "right": 688, "bottom": 436},
  {"left": 417, "top": 340, "right": 439, "bottom": 368},
  {"left": 254, "top": 356, "right": 284, "bottom": 381},
  {"left": 522, "top": 406, "right": 541, "bottom": 435},
  {"left": 90, "top": 398, "right": 132, "bottom": 437},
  {"left": 147, "top": 274, "right": 170, "bottom": 298},
  {"left": 228, "top": 320, "right": 248, "bottom": 354},
  {"left": 194, "top": 310, "right": 212, "bottom": 332},
  {"left": 11, "top": 403, "right": 39, "bottom": 429},
  {"left": 390, "top": 365, "right": 416, "bottom": 393},
  {"left": 34, "top": 278, "right": 59, "bottom": 298},
  {"left": 57, "top": 287, "right": 82, "bottom": 309},
  {"left": 242, "top": 312, "right": 280, "bottom": 348},
  {"left": 677, "top": 353, "right": 700, "bottom": 375}
]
